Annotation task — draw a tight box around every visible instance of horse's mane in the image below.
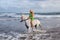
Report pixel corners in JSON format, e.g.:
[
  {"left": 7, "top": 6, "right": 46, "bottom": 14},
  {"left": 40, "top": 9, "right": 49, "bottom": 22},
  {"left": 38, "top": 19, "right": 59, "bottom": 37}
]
[{"left": 22, "top": 15, "right": 28, "bottom": 17}]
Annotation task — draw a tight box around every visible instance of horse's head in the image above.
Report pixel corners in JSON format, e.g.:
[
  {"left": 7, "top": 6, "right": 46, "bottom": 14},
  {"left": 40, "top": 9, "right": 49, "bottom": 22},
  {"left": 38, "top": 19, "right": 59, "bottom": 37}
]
[{"left": 20, "top": 15, "right": 28, "bottom": 22}]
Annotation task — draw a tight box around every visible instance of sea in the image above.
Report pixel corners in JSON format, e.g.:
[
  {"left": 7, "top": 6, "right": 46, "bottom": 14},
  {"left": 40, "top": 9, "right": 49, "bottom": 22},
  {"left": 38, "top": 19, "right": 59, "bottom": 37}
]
[{"left": 0, "top": 13, "right": 60, "bottom": 40}]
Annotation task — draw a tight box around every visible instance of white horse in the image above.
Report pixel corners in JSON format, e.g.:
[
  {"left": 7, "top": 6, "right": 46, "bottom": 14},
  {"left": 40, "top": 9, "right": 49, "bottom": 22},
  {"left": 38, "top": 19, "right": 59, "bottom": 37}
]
[{"left": 20, "top": 15, "right": 42, "bottom": 32}]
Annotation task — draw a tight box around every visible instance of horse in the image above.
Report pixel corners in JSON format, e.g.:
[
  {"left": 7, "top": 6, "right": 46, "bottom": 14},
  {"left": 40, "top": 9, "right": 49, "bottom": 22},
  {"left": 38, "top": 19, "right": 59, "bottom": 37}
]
[{"left": 20, "top": 15, "right": 42, "bottom": 33}]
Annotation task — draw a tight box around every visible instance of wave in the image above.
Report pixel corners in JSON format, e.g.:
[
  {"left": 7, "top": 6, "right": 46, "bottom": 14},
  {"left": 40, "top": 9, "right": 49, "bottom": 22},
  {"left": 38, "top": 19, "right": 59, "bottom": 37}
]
[{"left": 0, "top": 13, "right": 60, "bottom": 18}]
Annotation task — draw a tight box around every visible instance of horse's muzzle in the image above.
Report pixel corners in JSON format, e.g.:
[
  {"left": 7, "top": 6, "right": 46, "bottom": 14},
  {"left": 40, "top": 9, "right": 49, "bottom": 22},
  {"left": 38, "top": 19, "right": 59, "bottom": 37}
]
[{"left": 20, "top": 20, "right": 23, "bottom": 22}]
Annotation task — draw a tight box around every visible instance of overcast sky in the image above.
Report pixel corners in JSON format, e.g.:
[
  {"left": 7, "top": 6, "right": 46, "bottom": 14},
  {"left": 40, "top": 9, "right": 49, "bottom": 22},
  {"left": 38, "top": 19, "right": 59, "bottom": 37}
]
[{"left": 0, "top": 0, "right": 60, "bottom": 13}]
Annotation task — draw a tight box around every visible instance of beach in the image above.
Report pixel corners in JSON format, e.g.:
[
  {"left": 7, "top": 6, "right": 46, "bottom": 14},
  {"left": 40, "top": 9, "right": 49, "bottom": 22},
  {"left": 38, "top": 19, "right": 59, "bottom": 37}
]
[{"left": 0, "top": 14, "right": 60, "bottom": 40}]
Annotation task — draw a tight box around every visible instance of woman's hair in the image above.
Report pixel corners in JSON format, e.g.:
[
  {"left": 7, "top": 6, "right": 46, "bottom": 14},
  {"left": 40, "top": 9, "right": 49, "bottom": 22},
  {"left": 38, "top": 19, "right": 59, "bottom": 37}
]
[{"left": 30, "top": 10, "right": 34, "bottom": 13}]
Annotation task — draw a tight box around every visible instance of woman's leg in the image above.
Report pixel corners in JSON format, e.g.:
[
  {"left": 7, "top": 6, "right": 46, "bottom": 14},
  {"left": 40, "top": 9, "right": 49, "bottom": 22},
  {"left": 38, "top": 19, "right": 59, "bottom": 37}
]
[
  {"left": 30, "top": 20, "right": 34, "bottom": 28},
  {"left": 30, "top": 20, "right": 34, "bottom": 32}
]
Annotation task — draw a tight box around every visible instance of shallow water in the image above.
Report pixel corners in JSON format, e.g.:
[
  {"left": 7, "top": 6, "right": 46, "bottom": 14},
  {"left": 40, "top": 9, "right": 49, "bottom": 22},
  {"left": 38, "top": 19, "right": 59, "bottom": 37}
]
[
  {"left": 0, "top": 15, "right": 60, "bottom": 40},
  {"left": 0, "top": 17, "right": 60, "bottom": 33}
]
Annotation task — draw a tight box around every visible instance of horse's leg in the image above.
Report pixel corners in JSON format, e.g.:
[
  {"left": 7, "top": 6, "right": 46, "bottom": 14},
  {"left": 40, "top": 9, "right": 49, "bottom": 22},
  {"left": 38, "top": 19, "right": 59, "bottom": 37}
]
[
  {"left": 39, "top": 24, "right": 42, "bottom": 30},
  {"left": 35, "top": 24, "right": 37, "bottom": 30},
  {"left": 25, "top": 23, "right": 29, "bottom": 33},
  {"left": 31, "top": 27, "right": 33, "bottom": 32}
]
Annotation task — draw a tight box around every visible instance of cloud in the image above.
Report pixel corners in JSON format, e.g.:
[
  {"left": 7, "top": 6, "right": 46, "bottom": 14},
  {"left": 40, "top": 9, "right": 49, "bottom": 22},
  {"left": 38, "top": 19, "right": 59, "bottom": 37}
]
[{"left": 0, "top": 0, "right": 60, "bottom": 13}]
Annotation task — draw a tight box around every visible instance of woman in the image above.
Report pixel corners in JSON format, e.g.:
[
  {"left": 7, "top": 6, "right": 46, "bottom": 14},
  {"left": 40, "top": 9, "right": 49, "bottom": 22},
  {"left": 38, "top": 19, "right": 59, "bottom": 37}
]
[
  {"left": 29, "top": 10, "right": 34, "bottom": 28},
  {"left": 27, "top": 10, "right": 34, "bottom": 30}
]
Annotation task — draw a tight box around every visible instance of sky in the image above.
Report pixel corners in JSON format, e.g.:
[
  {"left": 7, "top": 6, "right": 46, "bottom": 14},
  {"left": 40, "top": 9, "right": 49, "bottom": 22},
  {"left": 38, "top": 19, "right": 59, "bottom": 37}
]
[{"left": 0, "top": 0, "right": 60, "bottom": 13}]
